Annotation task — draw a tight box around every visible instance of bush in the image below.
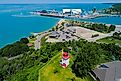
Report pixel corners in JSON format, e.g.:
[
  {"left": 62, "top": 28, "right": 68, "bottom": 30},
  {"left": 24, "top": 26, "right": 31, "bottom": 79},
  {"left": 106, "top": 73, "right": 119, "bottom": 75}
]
[
  {"left": 109, "top": 25, "right": 116, "bottom": 32},
  {"left": 29, "top": 35, "right": 35, "bottom": 39},
  {"left": 20, "top": 38, "right": 29, "bottom": 44},
  {"left": 113, "top": 32, "right": 121, "bottom": 40}
]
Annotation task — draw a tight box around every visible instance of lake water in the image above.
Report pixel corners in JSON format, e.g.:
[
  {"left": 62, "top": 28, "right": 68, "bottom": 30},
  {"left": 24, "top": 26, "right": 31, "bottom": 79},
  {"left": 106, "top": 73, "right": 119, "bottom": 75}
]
[{"left": 0, "top": 3, "right": 121, "bottom": 48}]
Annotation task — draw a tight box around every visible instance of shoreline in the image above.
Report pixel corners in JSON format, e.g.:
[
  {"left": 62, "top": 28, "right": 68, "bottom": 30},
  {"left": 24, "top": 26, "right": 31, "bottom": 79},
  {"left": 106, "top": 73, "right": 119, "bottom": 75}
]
[
  {"left": 34, "top": 19, "right": 64, "bottom": 50},
  {"left": 0, "top": 19, "right": 61, "bottom": 49},
  {"left": 31, "top": 19, "right": 64, "bottom": 36},
  {"left": 1, "top": 19, "right": 121, "bottom": 49},
  {"left": 31, "top": 17, "right": 121, "bottom": 37}
]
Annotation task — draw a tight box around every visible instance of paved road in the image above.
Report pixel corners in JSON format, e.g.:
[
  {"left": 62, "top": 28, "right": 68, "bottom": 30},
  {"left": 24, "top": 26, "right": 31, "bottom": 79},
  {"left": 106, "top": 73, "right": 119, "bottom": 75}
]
[
  {"left": 87, "top": 25, "right": 121, "bottom": 42},
  {"left": 34, "top": 32, "right": 49, "bottom": 50},
  {"left": 34, "top": 19, "right": 64, "bottom": 50},
  {"left": 89, "top": 25, "right": 121, "bottom": 42}
]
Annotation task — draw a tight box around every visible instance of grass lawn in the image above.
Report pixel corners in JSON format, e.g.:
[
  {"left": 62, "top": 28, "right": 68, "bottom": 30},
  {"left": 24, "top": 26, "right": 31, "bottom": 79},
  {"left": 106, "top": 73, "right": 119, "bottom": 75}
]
[
  {"left": 38, "top": 52, "right": 95, "bottom": 81},
  {"left": 97, "top": 37, "right": 121, "bottom": 44}
]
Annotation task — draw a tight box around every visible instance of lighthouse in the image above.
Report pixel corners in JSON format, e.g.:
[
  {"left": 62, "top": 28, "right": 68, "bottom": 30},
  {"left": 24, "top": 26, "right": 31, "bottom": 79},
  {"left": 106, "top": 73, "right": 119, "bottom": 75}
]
[{"left": 60, "top": 51, "right": 70, "bottom": 68}]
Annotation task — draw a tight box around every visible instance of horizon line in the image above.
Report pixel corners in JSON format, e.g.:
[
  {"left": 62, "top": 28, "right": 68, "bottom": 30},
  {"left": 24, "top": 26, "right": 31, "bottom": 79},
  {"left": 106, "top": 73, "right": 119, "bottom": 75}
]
[{"left": 0, "top": 2, "right": 121, "bottom": 4}]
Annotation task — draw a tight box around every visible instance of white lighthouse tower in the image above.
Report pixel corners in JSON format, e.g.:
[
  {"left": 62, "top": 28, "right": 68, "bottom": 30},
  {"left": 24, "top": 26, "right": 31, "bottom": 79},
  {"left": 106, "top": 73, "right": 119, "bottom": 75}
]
[{"left": 60, "top": 50, "right": 70, "bottom": 68}]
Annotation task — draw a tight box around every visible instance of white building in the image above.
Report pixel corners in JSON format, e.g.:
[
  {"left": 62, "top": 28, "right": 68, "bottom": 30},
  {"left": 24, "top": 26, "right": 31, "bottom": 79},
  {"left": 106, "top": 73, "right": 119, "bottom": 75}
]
[
  {"left": 62, "top": 9, "right": 71, "bottom": 14},
  {"left": 72, "top": 9, "right": 82, "bottom": 15}
]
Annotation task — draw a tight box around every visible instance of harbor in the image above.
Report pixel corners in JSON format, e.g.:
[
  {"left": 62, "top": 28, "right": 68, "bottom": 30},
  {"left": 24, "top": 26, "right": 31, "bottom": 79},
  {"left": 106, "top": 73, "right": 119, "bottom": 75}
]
[
  {"left": 0, "top": 4, "right": 121, "bottom": 48},
  {"left": 30, "top": 8, "right": 120, "bottom": 19}
]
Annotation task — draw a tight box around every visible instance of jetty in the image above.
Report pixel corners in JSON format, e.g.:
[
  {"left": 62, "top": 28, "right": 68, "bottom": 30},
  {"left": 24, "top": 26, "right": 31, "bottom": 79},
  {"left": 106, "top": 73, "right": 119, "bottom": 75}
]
[{"left": 30, "top": 8, "right": 121, "bottom": 20}]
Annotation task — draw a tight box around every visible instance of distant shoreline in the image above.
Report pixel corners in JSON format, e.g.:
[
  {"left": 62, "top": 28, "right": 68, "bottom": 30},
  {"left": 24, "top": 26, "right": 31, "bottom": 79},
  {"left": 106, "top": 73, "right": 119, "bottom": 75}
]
[{"left": 0, "top": 3, "right": 120, "bottom": 5}]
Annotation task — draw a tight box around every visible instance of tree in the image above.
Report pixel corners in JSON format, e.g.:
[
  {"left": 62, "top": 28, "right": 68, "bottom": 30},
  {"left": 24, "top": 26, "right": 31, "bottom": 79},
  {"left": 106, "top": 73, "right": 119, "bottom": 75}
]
[
  {"left": 41, "top": 10, "right": 48, "bottom": 13},
  {"left": 109, "top": 25, "right": 116, "bottom": 32},
  {"left": 1, "top": 42, "right": 29, "bottom": 57},
  {"left": 113, "top": 32, "right": 121, "bottom": 40},
  {"left": 1, "top": 36, "right": 121, "bottom": 80},
  {"left": 20, "top": 38, "right": 29, "bottom": 44}
]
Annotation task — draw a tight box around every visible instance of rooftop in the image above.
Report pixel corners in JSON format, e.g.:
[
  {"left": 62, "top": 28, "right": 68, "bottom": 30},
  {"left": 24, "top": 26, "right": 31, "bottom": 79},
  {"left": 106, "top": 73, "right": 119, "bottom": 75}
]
[
  {"left": 63, "top": 52, "right": 69, "bottom": 59},
  {"left": 93, "top": 61, "right": 121, "bottom": 81}
]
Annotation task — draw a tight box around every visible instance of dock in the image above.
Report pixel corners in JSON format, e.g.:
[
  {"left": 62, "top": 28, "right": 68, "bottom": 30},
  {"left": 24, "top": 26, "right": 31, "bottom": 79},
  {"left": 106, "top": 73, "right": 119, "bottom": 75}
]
[{"left": 40, "top": 13, "right": 64, "bottom": 18}]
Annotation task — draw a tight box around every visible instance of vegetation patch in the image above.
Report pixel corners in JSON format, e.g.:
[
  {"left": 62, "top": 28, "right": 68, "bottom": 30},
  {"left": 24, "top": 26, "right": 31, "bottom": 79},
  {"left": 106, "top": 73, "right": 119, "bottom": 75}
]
[
  {"left": 103, "top": 3, "right": 121, "bottom": 14},
  {"left": 7, "top": 65, "right": 42, "bottom": 81},
  {"left": 1, "top": 39, "right": 121, "bottom": 81},
  {"left": 97, "top": 32, "right": 121, "bottom": 44},
  {"left": 39, "top": 52, "right": 94, "bottom": 81},
  {"left": 97, "top": 37, "right": 121, "bottom": 44},
  {"left": 65, "top": 20, "right": 116, "bottom": 33},
  {"left": 29, "top": 37, "right": 36, "bottom": 44},
  {"left": 0, "top": 38, "right": 29, "bottom": 57},
  {"left": 41, "top": 34, "right": 49, "bottom": 46}
]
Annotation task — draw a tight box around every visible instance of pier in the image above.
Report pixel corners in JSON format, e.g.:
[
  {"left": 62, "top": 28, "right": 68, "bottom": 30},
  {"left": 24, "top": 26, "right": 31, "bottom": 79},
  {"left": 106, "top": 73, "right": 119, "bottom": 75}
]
[{"left": 30, "top": 9, "right": 121, "bottom": 20}]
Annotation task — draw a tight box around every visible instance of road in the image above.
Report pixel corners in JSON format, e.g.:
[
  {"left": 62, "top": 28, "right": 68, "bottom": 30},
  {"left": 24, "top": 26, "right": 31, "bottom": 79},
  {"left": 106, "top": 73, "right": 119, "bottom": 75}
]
[
  {"left": 34, "top": 32, "right": 49, "bottom": 50},
  {"left": 34, "top": 19, "right": 64, "bottom": 50},
  {"left": 89, "top": 25, "right": 121, "bottom": 42},
  {"left": 34, "top": 21, "right": 121, "bottom": 49}
]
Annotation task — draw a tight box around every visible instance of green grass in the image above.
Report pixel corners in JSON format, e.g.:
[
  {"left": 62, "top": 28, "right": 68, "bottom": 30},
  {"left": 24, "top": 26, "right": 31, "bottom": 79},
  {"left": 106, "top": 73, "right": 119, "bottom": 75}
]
[
  {"left": 41, "top": 34, "right": 48, "bottom": 46},
  {"left": 29, "top": 38, "right": 36, "bottom": 44},
  {"left": 8, "top": 64, "right": 43, "bottom": 81},
  {"left": 97, "top": 37, "right": 121, "bottom": 44},
  {"left": 38, "top": 52, "right": 95, "bottom": 81}
]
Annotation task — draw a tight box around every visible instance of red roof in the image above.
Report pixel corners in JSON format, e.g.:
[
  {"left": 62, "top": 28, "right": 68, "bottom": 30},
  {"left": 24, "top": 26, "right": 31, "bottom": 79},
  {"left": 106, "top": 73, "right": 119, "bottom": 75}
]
[
  {"left": 63, "top": 52, "right": 69, "bottom": 59},
  {"left": 27, "top": 43, "right": 33, "bottom": 47},
  {"left": 63, "top": 52, "right": 68, "bottom": 55}
]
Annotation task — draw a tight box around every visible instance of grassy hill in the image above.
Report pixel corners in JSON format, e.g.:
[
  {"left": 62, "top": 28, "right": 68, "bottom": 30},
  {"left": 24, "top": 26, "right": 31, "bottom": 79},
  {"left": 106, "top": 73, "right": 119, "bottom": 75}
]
[{"left": 38, "top": 52, "right": 94, "bottom": 81}]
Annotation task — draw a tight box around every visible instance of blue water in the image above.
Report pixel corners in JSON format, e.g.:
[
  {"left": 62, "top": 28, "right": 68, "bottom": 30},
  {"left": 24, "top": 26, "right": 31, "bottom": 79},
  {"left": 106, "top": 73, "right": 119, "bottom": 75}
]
[{"left": 0, "top": 3, "right": 121, "bottom": 48}]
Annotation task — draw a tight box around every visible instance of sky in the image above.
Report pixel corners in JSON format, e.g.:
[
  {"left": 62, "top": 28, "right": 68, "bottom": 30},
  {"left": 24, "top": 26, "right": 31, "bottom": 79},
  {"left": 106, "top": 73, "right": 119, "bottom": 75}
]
[{"left": 0, "top": 0, "right": 121, "bottom": 4}]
